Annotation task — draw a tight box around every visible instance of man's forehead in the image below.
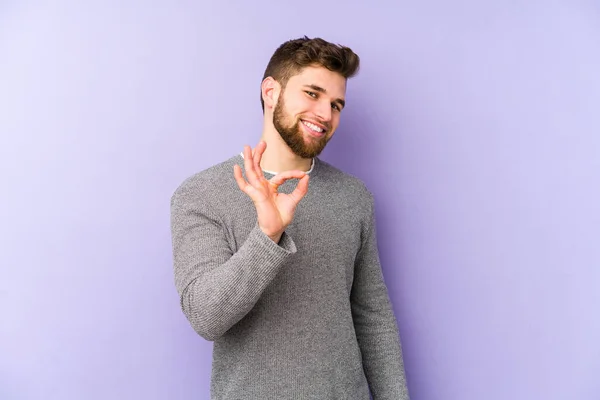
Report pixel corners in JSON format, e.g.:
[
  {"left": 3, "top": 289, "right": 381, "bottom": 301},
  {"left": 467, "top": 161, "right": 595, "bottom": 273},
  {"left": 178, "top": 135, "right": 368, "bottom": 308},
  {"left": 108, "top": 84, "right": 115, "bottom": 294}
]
[{"left": 291, "top": 68, "right": 346, "bottom": 95}]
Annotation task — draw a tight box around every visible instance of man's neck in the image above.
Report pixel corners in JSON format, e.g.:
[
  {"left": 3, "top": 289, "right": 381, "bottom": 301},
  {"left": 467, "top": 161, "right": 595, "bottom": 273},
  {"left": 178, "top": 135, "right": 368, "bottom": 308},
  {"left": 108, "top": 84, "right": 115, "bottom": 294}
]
[{"left": 257, "top": 127, "right": 313, "bottom": 174}]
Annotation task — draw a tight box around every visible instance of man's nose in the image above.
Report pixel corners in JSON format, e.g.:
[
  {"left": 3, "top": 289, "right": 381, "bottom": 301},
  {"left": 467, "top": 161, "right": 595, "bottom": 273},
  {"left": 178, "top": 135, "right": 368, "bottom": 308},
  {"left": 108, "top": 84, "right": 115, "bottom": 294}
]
[{"left": 314, "top": 100, "right": 332, "bottom": 122}]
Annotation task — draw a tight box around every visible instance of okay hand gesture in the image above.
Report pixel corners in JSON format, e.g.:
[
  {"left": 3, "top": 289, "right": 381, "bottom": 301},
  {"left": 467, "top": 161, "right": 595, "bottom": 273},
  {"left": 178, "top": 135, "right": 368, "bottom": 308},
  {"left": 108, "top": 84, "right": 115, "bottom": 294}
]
[{"left": 233, "top": 141, "right": 310, "bottom": 243}]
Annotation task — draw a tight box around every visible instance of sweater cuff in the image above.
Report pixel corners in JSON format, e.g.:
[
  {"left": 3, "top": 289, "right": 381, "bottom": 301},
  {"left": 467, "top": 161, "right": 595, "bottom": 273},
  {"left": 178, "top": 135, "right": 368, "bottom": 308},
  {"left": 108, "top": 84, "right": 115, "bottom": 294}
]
[{"left": 246, "top": 223, "right": 297, "bottom": 263}]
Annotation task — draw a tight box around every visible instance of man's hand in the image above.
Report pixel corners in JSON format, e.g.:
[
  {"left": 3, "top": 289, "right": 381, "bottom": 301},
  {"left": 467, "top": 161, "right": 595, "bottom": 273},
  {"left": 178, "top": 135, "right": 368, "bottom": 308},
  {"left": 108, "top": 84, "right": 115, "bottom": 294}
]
[{"left": 234, "top": 141, "right": 310, "bottom": 243}]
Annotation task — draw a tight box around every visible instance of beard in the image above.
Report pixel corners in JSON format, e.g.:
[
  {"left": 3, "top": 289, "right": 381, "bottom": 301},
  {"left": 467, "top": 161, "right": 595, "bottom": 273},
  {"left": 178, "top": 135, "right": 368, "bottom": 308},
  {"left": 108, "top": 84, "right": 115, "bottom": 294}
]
[{"left": 272, "top": 95, "right": 330, "bottom": 159}]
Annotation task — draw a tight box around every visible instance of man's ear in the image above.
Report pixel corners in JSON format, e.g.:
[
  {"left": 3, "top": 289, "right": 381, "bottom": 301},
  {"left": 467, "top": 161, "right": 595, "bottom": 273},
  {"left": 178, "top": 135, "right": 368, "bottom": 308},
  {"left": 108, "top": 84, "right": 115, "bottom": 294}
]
[{"left": 261, "top": 77, "right": 281, "bottom": 110}]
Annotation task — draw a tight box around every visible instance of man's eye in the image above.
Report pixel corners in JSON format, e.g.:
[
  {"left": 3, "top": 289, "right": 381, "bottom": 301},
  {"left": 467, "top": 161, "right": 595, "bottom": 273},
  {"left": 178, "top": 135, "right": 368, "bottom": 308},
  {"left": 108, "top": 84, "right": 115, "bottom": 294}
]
[
  {"left": 332, "top": 104, "right": 340, "bottom": 111},
  {"left": 306, "top": 91, "right": 317, "bottom": 98}
]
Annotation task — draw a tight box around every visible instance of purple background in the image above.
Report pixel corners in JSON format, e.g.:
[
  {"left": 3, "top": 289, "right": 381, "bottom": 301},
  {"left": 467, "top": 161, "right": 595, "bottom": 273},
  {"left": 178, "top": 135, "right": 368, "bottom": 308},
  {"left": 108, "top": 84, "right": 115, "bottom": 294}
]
[{"left": 1, "top": 1, "right": 599, "bottom": 399}]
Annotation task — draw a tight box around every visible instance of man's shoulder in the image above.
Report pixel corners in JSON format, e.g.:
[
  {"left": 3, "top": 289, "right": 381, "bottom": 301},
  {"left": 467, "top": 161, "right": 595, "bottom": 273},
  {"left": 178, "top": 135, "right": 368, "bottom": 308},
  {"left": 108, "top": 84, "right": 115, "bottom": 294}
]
[
  {"left": 170, "top": 154, "right": 240, "bottom": 206},
  {"left": 315, "top": 158, "right": 374, "bottom": 201}
]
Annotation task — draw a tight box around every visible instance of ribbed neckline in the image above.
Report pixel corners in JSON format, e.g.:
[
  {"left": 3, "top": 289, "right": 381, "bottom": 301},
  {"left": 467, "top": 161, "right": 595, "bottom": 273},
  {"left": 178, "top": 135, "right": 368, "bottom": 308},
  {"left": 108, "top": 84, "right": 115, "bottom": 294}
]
[{"left": 237, "top": 152, "right": 318, "bottom": 177}]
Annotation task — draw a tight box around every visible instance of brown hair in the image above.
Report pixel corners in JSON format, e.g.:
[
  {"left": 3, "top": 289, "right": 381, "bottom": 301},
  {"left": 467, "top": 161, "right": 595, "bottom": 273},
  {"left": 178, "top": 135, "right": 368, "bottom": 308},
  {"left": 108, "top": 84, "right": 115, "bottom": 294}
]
[{"left": 260, "top": 36, "right": 360, "bottom": 111}]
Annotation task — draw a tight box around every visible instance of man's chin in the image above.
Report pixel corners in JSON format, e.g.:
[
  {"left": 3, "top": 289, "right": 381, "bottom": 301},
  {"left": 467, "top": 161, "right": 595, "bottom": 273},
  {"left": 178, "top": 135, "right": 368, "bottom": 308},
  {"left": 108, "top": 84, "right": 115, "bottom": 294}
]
[{"left": 299, "top": 144, "right": 326, "bottom": 159}]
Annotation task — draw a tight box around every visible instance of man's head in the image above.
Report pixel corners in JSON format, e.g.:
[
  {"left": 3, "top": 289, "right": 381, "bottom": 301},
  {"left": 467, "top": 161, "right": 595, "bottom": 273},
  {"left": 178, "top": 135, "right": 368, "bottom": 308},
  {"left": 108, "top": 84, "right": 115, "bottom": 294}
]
[{"left": 260, "top": 36, "right": 360, "bottom": 158}]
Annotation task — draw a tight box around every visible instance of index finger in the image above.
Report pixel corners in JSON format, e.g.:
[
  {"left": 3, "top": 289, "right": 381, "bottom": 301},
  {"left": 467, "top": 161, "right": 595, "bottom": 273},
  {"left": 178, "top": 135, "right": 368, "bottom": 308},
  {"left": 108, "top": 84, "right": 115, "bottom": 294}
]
[
  {"left": 269, "top": 170, "right": 307, "bottom": 186},
  {"left": 289, "top": 175, "right": 310, "bottom": 203}
]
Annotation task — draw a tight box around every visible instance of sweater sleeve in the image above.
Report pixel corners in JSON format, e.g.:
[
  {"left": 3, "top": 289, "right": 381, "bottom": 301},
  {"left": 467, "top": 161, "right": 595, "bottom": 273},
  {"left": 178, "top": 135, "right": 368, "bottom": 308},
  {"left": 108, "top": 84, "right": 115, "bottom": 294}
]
[
  {"left": 351, "top": 195, "right": 410, "bottom": 399},
  {"left": 170, "top": 181, "right": 296, "bottom": 341}
]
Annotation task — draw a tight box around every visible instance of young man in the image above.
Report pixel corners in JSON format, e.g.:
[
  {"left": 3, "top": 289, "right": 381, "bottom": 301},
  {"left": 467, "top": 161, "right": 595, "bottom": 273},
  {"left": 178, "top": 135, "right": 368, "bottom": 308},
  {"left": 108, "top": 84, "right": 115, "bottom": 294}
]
[{"left": 170, "top": 36, "right": 410, "bottom": 399}]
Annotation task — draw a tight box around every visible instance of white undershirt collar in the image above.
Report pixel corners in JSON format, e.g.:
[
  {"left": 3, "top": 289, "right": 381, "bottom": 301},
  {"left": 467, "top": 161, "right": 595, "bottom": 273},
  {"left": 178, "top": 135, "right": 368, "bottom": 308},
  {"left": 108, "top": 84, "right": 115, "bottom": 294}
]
[{"left": 239, "top": 152, "right": 315, "bottom": 175}]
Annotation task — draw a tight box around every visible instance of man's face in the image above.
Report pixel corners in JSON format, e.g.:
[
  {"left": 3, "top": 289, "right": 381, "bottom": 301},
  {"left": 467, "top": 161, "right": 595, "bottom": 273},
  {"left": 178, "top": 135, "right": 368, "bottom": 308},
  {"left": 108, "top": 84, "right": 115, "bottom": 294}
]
[{"left": 272, "top": 65, "right": 347, "bottom": 158}]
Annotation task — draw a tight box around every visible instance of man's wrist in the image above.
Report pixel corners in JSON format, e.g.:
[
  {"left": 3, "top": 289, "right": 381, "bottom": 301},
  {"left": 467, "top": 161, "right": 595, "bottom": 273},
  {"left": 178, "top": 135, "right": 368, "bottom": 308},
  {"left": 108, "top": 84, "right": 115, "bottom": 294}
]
[
  {"left": 268, "top": 232, "right": 283, "bottom": 244},
  {"left": 258, "top": 224, "right": 283, "bottom": 244}
]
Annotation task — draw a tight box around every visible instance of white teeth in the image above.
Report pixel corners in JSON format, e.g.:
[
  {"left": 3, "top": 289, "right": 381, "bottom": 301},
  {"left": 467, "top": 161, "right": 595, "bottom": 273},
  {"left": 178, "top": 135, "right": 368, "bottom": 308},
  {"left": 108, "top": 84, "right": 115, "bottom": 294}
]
[{"left": 303, "top": 120, "right": 324, "bottom": 133}]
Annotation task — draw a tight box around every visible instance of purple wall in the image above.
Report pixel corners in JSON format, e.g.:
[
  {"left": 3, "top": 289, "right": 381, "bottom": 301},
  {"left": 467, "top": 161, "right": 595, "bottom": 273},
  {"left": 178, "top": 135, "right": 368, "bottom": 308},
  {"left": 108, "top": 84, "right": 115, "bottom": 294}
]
[{"left": 1, "top": 2, "right": 599, "bottom": 399}]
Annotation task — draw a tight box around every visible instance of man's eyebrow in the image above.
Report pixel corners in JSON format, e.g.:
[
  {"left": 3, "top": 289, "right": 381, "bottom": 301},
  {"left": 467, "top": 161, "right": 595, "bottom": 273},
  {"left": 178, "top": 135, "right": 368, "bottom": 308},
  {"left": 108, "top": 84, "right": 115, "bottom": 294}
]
[{"left": 304, "top": 84, "right": 346, "bottom": 108}]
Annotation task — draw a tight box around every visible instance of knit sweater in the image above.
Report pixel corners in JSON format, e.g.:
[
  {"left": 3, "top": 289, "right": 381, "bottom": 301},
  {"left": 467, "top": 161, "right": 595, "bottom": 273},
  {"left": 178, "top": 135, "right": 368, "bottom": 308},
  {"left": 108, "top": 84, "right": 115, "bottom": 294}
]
[{"left": 170, "top": 154, "right": 409, "bottom": 399}]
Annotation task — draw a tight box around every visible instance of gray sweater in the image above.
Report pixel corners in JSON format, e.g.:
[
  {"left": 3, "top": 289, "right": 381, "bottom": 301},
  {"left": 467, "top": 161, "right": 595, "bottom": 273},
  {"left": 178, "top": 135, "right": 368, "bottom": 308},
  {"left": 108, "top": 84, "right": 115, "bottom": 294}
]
[{"left": 170, "top": 154, "right": 409, "bottom": 399}]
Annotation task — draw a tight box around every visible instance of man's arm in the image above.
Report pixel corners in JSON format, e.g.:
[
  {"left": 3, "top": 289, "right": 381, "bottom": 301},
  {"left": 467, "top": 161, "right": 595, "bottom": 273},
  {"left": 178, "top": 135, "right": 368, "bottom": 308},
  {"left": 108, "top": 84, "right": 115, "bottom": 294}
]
[
  {"left": 170, "top": 142, "right": 310, "bottom": 341},
  {"left": 351, "top": 194, "right": 410, "bottom": 399},
  {"left": 170, "top": 185, "right": 296, "bottom": 341}
]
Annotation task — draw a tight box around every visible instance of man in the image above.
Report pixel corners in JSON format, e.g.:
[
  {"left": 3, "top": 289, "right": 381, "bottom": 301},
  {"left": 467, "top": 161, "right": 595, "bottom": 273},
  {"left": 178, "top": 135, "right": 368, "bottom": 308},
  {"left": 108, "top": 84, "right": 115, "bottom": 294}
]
[{"left": 170, "top": 36, "right": 410, "bottom": 399}]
